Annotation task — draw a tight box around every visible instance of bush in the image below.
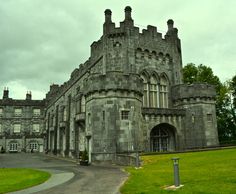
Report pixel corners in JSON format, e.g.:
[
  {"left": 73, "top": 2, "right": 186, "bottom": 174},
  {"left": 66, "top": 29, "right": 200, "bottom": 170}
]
[
  {"left": 1, "top": 147, "right": 5, "bottom": 153},
  {"left": 81, "top": 149, "right": 88, "bottom": 161}
]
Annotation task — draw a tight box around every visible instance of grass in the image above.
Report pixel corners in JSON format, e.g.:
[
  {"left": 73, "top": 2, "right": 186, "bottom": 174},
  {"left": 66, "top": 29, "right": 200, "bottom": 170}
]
[
  {"left": 0, "top": 168, "right": 51, "bottom": 193},
  {"left": 120, "top": 148, "right": 236, "bottom": 194}
]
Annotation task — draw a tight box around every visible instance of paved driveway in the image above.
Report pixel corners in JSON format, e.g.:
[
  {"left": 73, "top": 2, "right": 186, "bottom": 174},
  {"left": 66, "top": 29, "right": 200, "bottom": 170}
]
[{"left": 0, "top": 153, "right": 128, "bottom": 194}]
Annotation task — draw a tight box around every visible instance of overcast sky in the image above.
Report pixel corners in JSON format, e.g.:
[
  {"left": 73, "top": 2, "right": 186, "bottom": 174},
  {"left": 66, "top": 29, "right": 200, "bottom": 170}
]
[{"left": 0, "top": 0, "right": 235, "bottom": 99}]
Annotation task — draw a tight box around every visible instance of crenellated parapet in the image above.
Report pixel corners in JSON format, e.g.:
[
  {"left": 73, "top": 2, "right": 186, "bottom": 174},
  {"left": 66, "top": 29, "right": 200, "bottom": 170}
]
[
  {"left": 83, "top": 72, "right": 143, "bottom": 97},
  {"left": 171, "top": 83, "right": 216, "bottom": 105},
  {"left": 102, "top": 6, "right": 179, "bottom": 44}
]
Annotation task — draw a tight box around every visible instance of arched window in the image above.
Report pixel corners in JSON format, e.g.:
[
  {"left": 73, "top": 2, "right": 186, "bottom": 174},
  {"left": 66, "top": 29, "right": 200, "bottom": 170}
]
[
  {"left": 160, "top": 76, "right": 169, "bottom": 108},
  {"left": 141, "top": 75, "right": 149, "bottom": 107},
  {"left": 149, "top": 76, "right": 159, "bottom": 108}
]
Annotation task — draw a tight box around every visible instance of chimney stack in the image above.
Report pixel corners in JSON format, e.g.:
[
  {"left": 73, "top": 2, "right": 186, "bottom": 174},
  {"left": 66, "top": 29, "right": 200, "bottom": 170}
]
[
  {"left": 26, "top": 91, "right": 32, "bottom": 100},
  {"left": 3, "top": 87, "right": 9, "bottom": 99}
]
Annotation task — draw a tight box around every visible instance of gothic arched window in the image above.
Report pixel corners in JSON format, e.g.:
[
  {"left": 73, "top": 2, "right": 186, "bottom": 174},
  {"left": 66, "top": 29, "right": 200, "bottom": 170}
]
[
  {"left": 149, "top": 76, "right": 159, "bottom": 108},
  {"left": 141, "top": 74, "right": 149, "bottom": 107},
  {"left": 160, "top": 75, "right": 169, "bottom": 108}
]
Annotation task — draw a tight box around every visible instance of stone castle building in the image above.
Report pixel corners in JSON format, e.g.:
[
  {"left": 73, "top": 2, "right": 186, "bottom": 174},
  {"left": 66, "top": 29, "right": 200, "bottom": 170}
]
[
  {"left": 0, "top": 89, "right": 45, "bottom": 152},
  {"left": 0, "top": 7, "right": 219, "bottom": 161}
]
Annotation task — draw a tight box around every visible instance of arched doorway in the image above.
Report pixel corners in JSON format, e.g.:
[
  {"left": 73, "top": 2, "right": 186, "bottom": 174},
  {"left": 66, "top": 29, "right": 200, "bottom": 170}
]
[{"left": 150, "top": 123, "right": 176, "bottom": 152}]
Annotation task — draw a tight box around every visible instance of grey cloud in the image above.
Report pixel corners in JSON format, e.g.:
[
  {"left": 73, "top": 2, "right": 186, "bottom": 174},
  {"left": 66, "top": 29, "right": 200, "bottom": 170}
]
[{"left": 0, "top": 0, "right": 235, "bottom": 99}]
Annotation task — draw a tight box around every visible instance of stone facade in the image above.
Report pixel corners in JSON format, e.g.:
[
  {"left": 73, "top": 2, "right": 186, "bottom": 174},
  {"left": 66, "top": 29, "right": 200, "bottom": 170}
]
[
  {"left": 0, "top": 89, "right": 45, "bottom": 153},
  {"left": 44, "top": 6, "right": 219, "bottom": 162},
  {"left": 0, "top": 6, "right": 219, "bottom": 161}
]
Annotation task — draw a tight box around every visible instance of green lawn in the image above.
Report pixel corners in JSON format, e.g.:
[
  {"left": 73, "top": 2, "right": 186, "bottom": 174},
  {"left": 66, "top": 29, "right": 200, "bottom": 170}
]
[
  {"left": 0, "top": 168, "right": 50, "bottom": 193},
  {"left": 120, "top": 148, "right": 236, "bottom": 194}
]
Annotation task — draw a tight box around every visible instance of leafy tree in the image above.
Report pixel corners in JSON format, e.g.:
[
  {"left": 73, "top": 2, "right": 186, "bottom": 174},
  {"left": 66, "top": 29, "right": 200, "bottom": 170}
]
[{"left": 183, "top": 63, "right": 222, "bottom": 95}]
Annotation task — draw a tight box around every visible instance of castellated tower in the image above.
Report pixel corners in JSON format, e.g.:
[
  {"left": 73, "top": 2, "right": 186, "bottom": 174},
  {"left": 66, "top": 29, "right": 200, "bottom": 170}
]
[
  {"left": 44, "top": 6, "right": 219, "bottom": 163},
  {"left": 172, "top": 84, "right": 219, "bottom": 148},
  {"left": 84, "top": 6, "right": 186, "bottom": 160}
]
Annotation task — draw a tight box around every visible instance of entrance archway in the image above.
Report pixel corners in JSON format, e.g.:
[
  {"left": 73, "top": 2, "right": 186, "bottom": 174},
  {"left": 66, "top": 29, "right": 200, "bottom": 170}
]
[{"left": 150, "top": 123, "right": 176, "bottom": 152}]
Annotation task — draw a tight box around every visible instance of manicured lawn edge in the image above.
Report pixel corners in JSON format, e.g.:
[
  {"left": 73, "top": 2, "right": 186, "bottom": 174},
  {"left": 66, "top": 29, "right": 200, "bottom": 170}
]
[
  {"left": 0, "top": 168, "right": 51, "bottom": 193},
  {"left": 120, "top": 148, "right": 236, "bottom": 194}
]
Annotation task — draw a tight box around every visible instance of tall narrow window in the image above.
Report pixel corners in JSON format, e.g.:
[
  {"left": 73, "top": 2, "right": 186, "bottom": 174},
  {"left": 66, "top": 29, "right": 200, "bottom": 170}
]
[
  {"left": 141, "top": 75, "right": 149, "bottom": 107},
  {"left": 76, "top": 99, "right": 81, "bottom": 114},
  {"left": 160, "top": 76, "right": 169, "bottom": 108},
  {"left": 88, "top": 113, "right": 91, "bottom": 125},
  {"left": 102, "top": 111, "right": 105, "bottom": 121},
  {"left": 63, "top": 107, "right": 67, "bottom": 121},
  {"left": 150, "top": 76, "right": 159, "bottom": 108},
  {"left": 0, "top": 124, "right": 2, "bottom": 133},
  {"left": 0, "top": 108, "right": 2, "bottom": 116},
  {"left": 81, "top": 96, "right": 85, "bottom": 112}
]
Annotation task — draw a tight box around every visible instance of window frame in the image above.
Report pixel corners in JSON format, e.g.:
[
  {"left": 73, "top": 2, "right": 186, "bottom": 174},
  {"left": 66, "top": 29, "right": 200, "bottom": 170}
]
[{"left": 121, "top": 110, "right": 130, "bottom": 120}]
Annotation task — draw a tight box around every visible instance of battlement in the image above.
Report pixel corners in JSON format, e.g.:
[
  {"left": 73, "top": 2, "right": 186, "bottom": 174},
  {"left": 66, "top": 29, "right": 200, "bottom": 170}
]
[
  {"left": 103, "top": 6, "right": 178, "bottom": 42},
  {"left": 171, "top": 83, "right": 216, "bottom": 102}
]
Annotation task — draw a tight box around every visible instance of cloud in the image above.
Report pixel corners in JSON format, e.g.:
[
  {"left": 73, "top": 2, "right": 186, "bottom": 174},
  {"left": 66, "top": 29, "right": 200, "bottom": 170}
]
[{"left": 0, "top": 0, "right": 235, "bottom": 99}]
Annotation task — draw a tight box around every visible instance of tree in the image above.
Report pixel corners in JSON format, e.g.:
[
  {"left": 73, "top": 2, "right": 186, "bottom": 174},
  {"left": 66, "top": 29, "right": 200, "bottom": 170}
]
[
  {"left": 183, "top": 63, "right": 236, "bottom": 143},
  {"left": 182, "top": 63, "right": 222, "bottom": 95}
]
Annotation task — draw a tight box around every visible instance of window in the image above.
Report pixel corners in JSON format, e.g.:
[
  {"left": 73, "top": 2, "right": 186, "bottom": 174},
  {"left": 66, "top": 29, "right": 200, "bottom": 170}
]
[
  {"left": 81, "top": 96, "right": 85, "bottom": 113},
  {"left": 207, "top": 114, "right": 213, "bottom": 122},
  {"left": 121, "top": 110, "right": 129, "bottom": 120},
  {"left": 88, "top": 113, "right": 91, "bottom": 125},
  {"left": 15, "top": 108, "right": 22, "bottom": 116},
  {"left": 141, "top": 75, "right": 149, "bottom": 107},
  {"left": 102, "top": 111, "right": 105, "bottom": 121},
  {"left": 33, "top": 124, "right": 40, "bottom": 133},
  {"left": 33, "top": 109, "right": 41, "bottom": 116},
  {"left": 63, "top": 107, "right": 67, "bottom": 121},
  {"left": 0, "top": 124, "right": 2, "bottom": 133},
  {"left": 9, "top": 143, "right": 18, "bottom": 151},
  {"left": 13, "top": 124, "right": 21, "bottom": 133},
  {"left": 29, "top": 143, "right": 38, "bottom": 150},
  {"left": 149, "top": 76, "right": 159, "bottom": 108},
  {"left": 76, "top": 99, "right": 81, "bottom": 114},
  {"left": 191, "top": 114, "right": 195, "bottom": 123},
  {"left": 160, "top": 76, "right": 168, "bottom": 108},
  {"left": 141, "top": 73, "right": 167, "bottom": 108},
  {"left": 0, "top": 108, "right": 2, "bottom": 116}
]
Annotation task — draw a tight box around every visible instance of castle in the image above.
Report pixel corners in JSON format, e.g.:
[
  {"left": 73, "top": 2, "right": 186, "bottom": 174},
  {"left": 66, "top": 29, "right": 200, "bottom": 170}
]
[{"left": 0, "top": 7, "right": 219, "bottom": 161}]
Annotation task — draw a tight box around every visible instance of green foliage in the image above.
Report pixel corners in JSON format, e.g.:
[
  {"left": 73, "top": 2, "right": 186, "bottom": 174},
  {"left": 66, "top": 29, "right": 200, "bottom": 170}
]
[
  {"left": 230, "top": 75, "right": 236, "bottom": 108},
  {"left": 182, "top": 63, "right": 221, "bottom": 93},
  {"left": 183, "top": 63, "right": 236, "bottom": 142},
  {"left": 0, "top": 168, "right": 50, "bottom": 193},
  {"left": 121, "top": 148, "right": 236, "bottom": 194}
]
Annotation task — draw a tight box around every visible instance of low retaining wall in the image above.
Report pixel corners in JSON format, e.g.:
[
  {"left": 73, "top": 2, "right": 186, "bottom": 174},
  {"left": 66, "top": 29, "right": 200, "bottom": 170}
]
[{"left": 115, "top": 153, "right": 139, "bottom": 166}]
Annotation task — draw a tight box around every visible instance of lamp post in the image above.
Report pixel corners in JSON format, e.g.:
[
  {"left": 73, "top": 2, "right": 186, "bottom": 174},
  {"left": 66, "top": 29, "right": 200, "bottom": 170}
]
[{"left": 171, "top": 157, "right": 180, "bottom": 187}]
